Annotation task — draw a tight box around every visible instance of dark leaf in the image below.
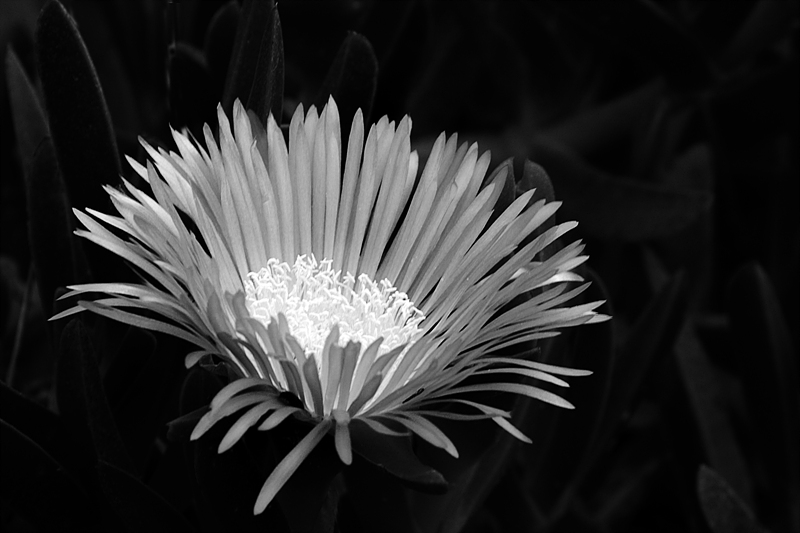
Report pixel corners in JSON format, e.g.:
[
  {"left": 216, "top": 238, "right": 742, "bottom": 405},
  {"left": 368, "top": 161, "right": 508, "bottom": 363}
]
[
  {"left": 25, "top": 140, "right": 84, "bottom": 317},
  {"left": 0, "top": 380, "right": 57, "bottom": 449},
  {"left": 402, "top": 4, "right": 524, "bottom": 133},
  {"left": 222, "top": 0, "right": 283, "bottom": 123},
  {"left": 104, "top": 326, "right": 157, "bottom": 407},
  {"left": 409, "top": 416, "right": 519, "bottom": 533},
  {"left": 7, "top": 48, "right": 88, "bottom": 316},
  {"left": 593, "top": 272, "right": 688, "bottom": 457},
  {"left": 106, "top": 329, "right": 185, "bottom": 472},
  {"left": 720, "top": 0, "right": 798, "bottom": 70},
  {"left": 312, "top": 475, "right": 346, "bottom": 533},
  {"left": 69, "top": 2, "right": 140, "bottom": 135},
  {"left": 172, "top": 366, "right": 221, "bottom": 447},
  {"left": 0, "top": 418, "right": 104, "bottom": 531},
  {"left": 728, "top": 263, "right": 800, "bottom": 532},
  {"left": 191, "top": 410, "right": 282, "bottom": 531},
  {"left": 204, "top": 0, "right": 240, "bottom": 99},
  {"left": 554, "top": 0, "right": 712, "bottom": 91},
  {"left": 103, "top": 0, "right": 167, "bottom": 111},
  {"left": 57, "top": 318, "right": 135, "bottom": 476},
  {"left": 484, "top": 466, "right": 548, "bottom": 533},
  {"left": 174, "top": 368, "right": 230, "bottom": 531},
  {"left": 5, "top": 49, "right": 48, "bottom": 175},
  {"left": 143, "top": 431, "right": 196, "bottom": 527},
  {"left": 591, "top": 448, "right": 666, "bottom": 528},
  {"left": 0, "top": 380, "right": 87, "bottom": 479},
  {"left": 36, "top": 0, "right": 121, "bottom": 212},
  {"left": 349, "top": 418, "right": 447, "bottom": 493},
  {"left": 177, "top": 367, "right": 280, "bottom": 531},
  {"left": 167, "top": 406, "right": 207, "bottom": 443},
  {"left": 628, "top": 98, "right": 689, "bottom": 181},
  {"left": 707, "top": 62, "right": 798, "bottom": 313},
  {"left": 315, "top": 32, "right": 378, "bottom": 136},
  {"left": 519, "top": 158, "right": 558, "bottom": 250},
  {"left": 169, "top": 42, "right": 216, "bottom": 135},
  {"left": 531, "top": 140, "right": 713, "bottom": 242},
  {"left": 198, "top": 353, "right": 243, "bottom": 382},
  {"left": 358, "top": 0, "right": 416, "bottom": 64},
  {"left": 708, "top": 62, "right": 797, "bottom": 149},
  {"left": 97, "top": 459, "right": 196, "bottom": 533},
  {"left": 36, "top": 0, "right": 123, "bottom": 279},
  {"left": 343, "top": 451, "right": 422, "bottom": 533},
  {"left": 676, "top": 322, "right": 754, "bottom": 507},
  {"left": 697, "top": 465, "right": 769, "bottom": 533},
  {"left": 518, "top": 158, "right": 556, "bottom": 205},
  {"left": 179, "top": 365, "right": 224, "bottom": 422},
  {"left": 540, "top": 80, "right": 663, "bottom": 157},
  {"left": 246, "top": 6, "right": 283, "bottom": 125}
]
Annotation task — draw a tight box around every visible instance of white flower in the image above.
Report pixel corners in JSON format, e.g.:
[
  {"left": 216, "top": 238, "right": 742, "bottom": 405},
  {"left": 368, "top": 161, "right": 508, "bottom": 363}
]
[{"left": 54, "top": 98, "right": 609, "bottom": 514}]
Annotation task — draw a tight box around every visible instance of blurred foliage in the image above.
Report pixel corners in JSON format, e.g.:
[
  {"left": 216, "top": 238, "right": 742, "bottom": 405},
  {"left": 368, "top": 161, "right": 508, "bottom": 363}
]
[{"left": 1, "top": 0, "right": 798, "bottom": 532}]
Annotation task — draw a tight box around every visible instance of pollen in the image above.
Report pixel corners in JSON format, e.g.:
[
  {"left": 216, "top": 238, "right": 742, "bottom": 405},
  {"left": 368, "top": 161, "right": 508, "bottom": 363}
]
[{"left": 244, "top": 255, "right": 425, "bottom": 360}]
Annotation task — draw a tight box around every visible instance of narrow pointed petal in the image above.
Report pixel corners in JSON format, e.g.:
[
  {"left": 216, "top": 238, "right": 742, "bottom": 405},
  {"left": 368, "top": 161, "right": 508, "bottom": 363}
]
[
  {"left": 493, "top": 417, "right": 532, "bottom": 443},
  {"left": 253, "top": 419, "right": 332, "bottom": 514},
  {"left": 333, "top": 410, "right": 352, "bottom": 465},
  {"left": 218, "top": 401, "right": 275, "bottom": 453},
  {"left": 394, "top": 413, "right": 459, "bottom": 458}
]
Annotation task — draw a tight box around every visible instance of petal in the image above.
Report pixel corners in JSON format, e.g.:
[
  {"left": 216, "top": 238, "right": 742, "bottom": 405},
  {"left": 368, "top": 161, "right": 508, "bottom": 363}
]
[
  {"left": 493, "top": 417, "right": 532, "bottom": 443},
  {"left": 258, "top": 406, "right": 301, "bottom": 431},
  {"left": 333, "top": 409, "right": 352, "bottom": 465},
  {"left": 391, "top": 413, "right": 459, "bottom": 458},
  {"left": 253, "top": 419, "right": 332, "bottom": 514},
  {"left": 442, "top": 382, "right": 576, "bottom": 410},
  {"left": 218, "top": 401, "right": 275, "bottom": 453}
]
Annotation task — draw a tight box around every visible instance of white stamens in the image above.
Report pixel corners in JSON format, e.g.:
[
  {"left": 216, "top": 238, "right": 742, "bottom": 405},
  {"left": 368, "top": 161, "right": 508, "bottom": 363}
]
[{"left": 244, "top": 255, "right": 425, "bottom": 362}]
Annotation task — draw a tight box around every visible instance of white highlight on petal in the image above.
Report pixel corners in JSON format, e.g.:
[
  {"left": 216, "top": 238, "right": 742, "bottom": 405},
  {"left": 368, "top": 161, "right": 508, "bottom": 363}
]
[{"left": 244, "top": 255, "right": 425, "bottom": 364}]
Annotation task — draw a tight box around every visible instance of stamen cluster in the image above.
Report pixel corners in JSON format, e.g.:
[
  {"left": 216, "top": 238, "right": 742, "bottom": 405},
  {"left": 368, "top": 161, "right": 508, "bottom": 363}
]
[{"left": 245, "top": 255, "right": 425, "bottom": 361}]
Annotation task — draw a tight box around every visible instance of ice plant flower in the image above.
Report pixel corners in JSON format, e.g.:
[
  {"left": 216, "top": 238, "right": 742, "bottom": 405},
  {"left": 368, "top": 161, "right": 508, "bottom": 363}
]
[{"left": 54, "top": 98, "right": 609, "bottom": 514}]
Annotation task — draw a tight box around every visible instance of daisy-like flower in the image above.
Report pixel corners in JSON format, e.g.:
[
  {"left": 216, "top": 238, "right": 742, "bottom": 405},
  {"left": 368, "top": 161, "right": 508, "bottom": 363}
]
[{"left": 54, "top": 97, "right": 608, "bottom": 514}]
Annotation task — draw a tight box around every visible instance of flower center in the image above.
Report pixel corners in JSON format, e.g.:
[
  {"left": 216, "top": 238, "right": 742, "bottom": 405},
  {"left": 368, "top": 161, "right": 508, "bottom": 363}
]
[{"left": 244, "top": 256, "right": 425, "bottom": 360}]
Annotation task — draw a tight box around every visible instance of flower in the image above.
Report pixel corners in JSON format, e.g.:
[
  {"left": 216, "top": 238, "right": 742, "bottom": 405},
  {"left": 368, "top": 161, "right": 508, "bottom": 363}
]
[{"left": 53, "top": 97, "right": 609, "bottom": 514}]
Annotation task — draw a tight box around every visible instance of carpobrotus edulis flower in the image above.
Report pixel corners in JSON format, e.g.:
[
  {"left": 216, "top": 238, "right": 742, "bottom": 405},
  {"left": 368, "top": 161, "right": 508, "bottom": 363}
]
[{"left": 54, "top": 98, "right": 609, "bottom": 514}]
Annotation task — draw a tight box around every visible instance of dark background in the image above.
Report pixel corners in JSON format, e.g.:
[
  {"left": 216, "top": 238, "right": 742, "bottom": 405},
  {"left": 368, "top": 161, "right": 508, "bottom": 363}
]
[{"left": 1, "top": 1, "right": 798, "bottom": 532}]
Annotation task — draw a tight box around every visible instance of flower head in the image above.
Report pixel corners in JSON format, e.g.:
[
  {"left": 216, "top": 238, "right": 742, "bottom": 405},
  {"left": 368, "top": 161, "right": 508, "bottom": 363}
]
[{"left": 54, "top": 98, "right": 609, "bottom": 514}]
